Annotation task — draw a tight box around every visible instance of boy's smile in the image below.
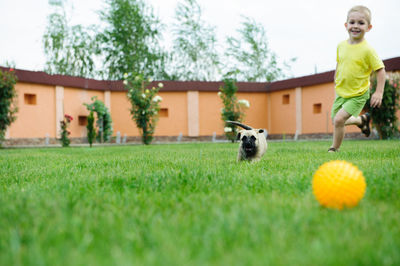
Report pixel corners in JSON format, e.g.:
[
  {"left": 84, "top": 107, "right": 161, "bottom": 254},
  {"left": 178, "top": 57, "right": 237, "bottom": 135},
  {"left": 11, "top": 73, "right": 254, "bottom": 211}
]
[{"left": 345, "top": 11, "right": 372, "bottom": 44}]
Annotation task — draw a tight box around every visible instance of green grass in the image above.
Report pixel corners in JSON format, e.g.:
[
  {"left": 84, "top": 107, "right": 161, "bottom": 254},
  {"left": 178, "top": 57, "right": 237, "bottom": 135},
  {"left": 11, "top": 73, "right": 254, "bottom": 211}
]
[{"left": 0, "top": 140, "right": 399, "bottom": 266}]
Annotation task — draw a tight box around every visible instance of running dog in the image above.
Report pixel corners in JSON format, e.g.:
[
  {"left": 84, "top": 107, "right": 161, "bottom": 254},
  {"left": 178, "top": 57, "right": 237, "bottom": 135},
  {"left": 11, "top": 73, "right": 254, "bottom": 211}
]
[{"left": 226, "top": 121, "right": 267, "bottom": 162}]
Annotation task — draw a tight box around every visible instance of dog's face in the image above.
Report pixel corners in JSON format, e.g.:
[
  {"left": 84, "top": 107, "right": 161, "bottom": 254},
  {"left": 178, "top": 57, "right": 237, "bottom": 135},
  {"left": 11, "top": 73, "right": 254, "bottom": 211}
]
[
  {"left": 227, "top": 120, "right": 267, "bottom": 162},
  {"left": 237, "top": 129, "right": 264, "bottom": 158}
]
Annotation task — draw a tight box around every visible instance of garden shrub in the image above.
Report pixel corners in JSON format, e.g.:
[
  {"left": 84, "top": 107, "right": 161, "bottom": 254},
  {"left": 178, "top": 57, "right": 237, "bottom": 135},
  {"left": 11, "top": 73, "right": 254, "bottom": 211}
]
[
  {"left": 0, "top": 68, "right": 18, "bottom": 145},
  {"left": 366, "top": 73, "right": 400, "bottom": 139},
  {"left": 60, "top": 114, "right": 73, "bottom": 147},
  {"left": 86, "top": 111, "right": 96, "bottom": 147},
  {"left": 84, "top": 97, "right": 113, "bottom": 143},
  {"left": 124, "top": 73, "right": 163, "bottom": 145},
  {"left": 218, "top": 77, "right": 249, "bottom": 142}
]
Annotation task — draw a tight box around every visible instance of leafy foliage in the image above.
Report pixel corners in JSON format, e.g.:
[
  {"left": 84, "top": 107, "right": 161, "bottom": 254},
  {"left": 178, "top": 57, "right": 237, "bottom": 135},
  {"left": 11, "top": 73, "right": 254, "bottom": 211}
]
[
  {"left": 43, "top": 0, "right": 97, "bottom": 78},
  {"left": 169, "top": 0, "right": 220, "bottom": 81},
  {"left": 219, "top": 77, "right": 249, "bottom": 142},
  {"left": 86, "top": 111, "right": 96, "bottom": 147},
  {"left": 60, "top": 114, "right": 72, "bottom": 147},
  {"left": 84, "top": 97, "right": 113, "bottom": 143},
  {"left": 125, "top": 74, "right": 163, "bottom": 144},
  {"left": 98, "top": 0, "right": 166, "bottom": 80},
  {"left": 42, "top": 0, "right": 293, "bottom": 82},
  {"left": 224, "top": 16, "right": 293, "bottom": 82},
  {"left": 0, "top": 68, "right": 18, "bottom": 145},
  {"left": 366, "top": 73, "right": 400, "bottom": 139}
]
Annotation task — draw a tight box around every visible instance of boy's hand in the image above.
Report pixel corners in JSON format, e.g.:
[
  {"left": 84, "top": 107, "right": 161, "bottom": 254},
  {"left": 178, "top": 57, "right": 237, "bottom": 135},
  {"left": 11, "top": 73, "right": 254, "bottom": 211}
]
[
  {"left": 370, "top": 68, "right": 386, "bottom": 108},
  {"left": 370, "top": 91, "right": 383, "bottom": 108}
]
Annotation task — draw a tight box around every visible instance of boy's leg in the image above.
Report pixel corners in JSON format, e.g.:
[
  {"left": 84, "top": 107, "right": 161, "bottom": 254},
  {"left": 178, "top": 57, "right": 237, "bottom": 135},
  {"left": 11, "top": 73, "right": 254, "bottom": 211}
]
[
  {"left": 345, "top": 113, "right": 371, "bottom": 136},
  {"left": 330, "top": 108, "right": 351, "bottom": 151},
  {"left": 342, "top": 91, "right": 371, "bottom": 136},
  {"left": 329, "top": 92, "right": 369, "bottom": 152},
  {"left": 330, "top": 112, "right": 370, "bottom": 152},
  {"left": 345, "top": 116, "right": 362, "bottom": 126}
]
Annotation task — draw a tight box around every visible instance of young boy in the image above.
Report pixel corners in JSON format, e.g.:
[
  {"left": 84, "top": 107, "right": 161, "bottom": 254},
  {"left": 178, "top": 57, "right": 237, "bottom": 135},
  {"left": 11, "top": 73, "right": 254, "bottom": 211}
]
[{"left": 329, "top": 5, "right": 386, "bottom": 152}]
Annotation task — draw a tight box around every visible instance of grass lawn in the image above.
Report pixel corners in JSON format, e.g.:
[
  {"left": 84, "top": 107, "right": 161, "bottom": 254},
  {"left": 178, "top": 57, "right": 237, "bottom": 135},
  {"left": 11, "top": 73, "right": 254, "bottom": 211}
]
[{"left": 0, "top": 140, "right": 399, "bottom": 265}]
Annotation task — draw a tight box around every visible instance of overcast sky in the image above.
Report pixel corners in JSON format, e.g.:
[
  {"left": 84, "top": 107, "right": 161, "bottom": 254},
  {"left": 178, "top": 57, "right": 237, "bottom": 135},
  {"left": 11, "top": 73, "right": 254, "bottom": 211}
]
[{"left": 0, "top": 0, "right": 399, "bottom": 79}]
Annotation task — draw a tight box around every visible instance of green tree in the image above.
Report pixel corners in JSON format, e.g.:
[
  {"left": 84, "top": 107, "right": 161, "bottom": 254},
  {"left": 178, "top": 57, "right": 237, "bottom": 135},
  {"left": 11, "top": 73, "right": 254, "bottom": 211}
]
[
  {"left": 98, "top": 0, "right": 166, "bottom": 80},
  {"left": 43, "top": 0, "right": 97, "bottom": 78},
  {"left": 0, "top": 68, "right": 18, "bottom": 145},
  {"left": 168, "top": 0, "right": 220, "bottom": 81},
  {"left": 225, "top": 16, "right": 293, "bottom": 82}
]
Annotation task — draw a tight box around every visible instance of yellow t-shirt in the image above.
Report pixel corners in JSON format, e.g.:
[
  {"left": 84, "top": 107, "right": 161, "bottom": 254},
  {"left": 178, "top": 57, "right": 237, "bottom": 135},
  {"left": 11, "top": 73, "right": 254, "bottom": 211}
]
[{"left": 335, "top": 39, "right": 384, "bottom": 98}]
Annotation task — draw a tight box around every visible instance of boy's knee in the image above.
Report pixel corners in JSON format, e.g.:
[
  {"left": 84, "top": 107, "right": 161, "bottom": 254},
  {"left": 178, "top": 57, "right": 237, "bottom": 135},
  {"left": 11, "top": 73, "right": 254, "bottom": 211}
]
[
  {"left": 333, "top": 109, "right": 351, "bottom": 127},
  {"left": 333, "top": 116, "right": 346, "bottom": 127}
]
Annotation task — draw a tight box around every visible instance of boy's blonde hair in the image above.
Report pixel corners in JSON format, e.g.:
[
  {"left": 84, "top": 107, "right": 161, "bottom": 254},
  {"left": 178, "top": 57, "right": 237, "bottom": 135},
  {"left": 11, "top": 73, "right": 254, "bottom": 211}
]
[{"left": 347, "top": 5, "right": 372, "bottom": 25}]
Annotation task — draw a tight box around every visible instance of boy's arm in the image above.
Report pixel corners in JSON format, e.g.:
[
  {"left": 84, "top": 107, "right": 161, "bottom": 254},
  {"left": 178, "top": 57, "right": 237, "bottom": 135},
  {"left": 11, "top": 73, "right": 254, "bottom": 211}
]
[{"left": 370, "top": 68, "right": 386, "bottom": 108}]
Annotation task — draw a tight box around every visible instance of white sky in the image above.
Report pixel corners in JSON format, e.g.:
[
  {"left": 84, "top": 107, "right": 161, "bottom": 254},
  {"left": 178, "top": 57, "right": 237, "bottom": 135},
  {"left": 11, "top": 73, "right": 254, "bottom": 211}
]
[{"left": 0, "top": 0, "right": 399, "bottom": 79}]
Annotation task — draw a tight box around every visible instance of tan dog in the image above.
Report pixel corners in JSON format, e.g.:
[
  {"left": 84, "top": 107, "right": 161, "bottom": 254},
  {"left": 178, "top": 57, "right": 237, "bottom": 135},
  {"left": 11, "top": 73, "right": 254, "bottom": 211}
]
[{"left": 226, "top": 121, "right": 267, "bottom": 162}]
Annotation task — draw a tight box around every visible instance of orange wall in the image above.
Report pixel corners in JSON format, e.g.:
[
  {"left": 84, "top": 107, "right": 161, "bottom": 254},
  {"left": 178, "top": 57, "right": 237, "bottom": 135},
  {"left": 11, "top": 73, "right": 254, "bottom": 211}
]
[
  {"left": 269, "top": 89, "right": 296, "bottom": 134},
  {"left": 155, "top": 92, "right": 188, "bottom": 136},
  {"left": 198, "top": 92, "right": 268, "bottom": 136},
  {"left": 7, "top": 80, "right": 400, "bottom": 139},
  {"left": 63, "top": 87, "right": 104, "bottom": 138},
  {"left": 9, "top": 83, "right": 55, "bottom": 138},
  {"left": 110, "top": 91, "right": 139, "bottom": 136},
  {"left": 302, "top": 83, "right": 334, "bottom": 134},
  {"left": 238, "top": 92, "right": 269, "bottom": 130},
  {"left": 199, "top": 92, "right": 223, "bottom": 135},
  {"left": 110, "top": 91, "right": 188, "bottom": 137}
]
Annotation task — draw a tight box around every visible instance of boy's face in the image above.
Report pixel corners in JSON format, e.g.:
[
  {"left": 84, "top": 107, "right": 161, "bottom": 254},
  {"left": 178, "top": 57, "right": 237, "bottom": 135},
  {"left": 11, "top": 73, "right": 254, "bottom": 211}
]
[{"left": 345, "top": 11, "right": 372, "bottom": 43}]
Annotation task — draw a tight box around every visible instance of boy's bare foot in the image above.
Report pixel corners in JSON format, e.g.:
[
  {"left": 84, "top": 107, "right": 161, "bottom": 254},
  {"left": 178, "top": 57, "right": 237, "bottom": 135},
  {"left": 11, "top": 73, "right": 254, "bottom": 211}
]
[{"left": 357, "top": 113, "right": 371, "bottom": 137}]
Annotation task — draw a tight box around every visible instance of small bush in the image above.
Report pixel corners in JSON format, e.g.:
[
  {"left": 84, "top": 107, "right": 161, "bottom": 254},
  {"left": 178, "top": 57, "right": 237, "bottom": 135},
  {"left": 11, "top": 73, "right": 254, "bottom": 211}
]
[
  {"left": 366, "top": 73, "right": 400, "bottom": 139},
  {"left": 60, "top": 114, "right": 73, "bottom": 147},
  {"left": 86, "top": 111, "right": 96, "bottom": 147},
  {"left": 125, "top": 73, "right": 163, "bottom": 145},
  {"left": 0, "top": 68, "right": 18, "bottom": 145},
  {"left": 84, "top": 97, "right": 113, "bottom": 143},
  {"left": 219, "top": 77, "right": 249, "bottom": 142}
]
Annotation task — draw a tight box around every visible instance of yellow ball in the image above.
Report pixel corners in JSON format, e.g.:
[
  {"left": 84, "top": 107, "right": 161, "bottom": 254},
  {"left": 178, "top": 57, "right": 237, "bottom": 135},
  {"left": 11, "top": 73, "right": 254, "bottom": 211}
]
[{"left": 312, "top": 160, "right": 366, "bottom": 210}]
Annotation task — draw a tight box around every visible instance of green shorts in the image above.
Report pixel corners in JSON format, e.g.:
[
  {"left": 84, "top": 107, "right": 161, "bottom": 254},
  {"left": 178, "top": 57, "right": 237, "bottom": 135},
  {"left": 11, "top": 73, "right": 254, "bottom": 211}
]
[{"left": 331, "top": 90, "right": 370, "bottom": 118}]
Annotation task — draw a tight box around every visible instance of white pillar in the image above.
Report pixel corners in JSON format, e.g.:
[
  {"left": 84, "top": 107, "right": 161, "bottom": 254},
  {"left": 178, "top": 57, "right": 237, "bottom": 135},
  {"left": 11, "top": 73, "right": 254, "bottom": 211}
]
[
  {"left": 187, "top": 91, "right": 199, "bottom": 137},
  {"left": 295, "top": 87, "right": 302, "bottom": 134},
  {"left": 55, "top": 86, "right": 64, "bottom": 138},
  {"left": 104, "top": 90, "right": 111, "bottom": 112},
  {"left": 5, "top": 128, "right": 10, "bottom": 139}
]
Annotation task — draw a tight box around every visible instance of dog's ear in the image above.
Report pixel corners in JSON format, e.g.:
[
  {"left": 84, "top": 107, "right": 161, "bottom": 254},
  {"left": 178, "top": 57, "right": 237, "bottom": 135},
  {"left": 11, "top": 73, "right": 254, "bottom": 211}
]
[{"left": 236, "top": 132, "right": 241, "bottom": 140}]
